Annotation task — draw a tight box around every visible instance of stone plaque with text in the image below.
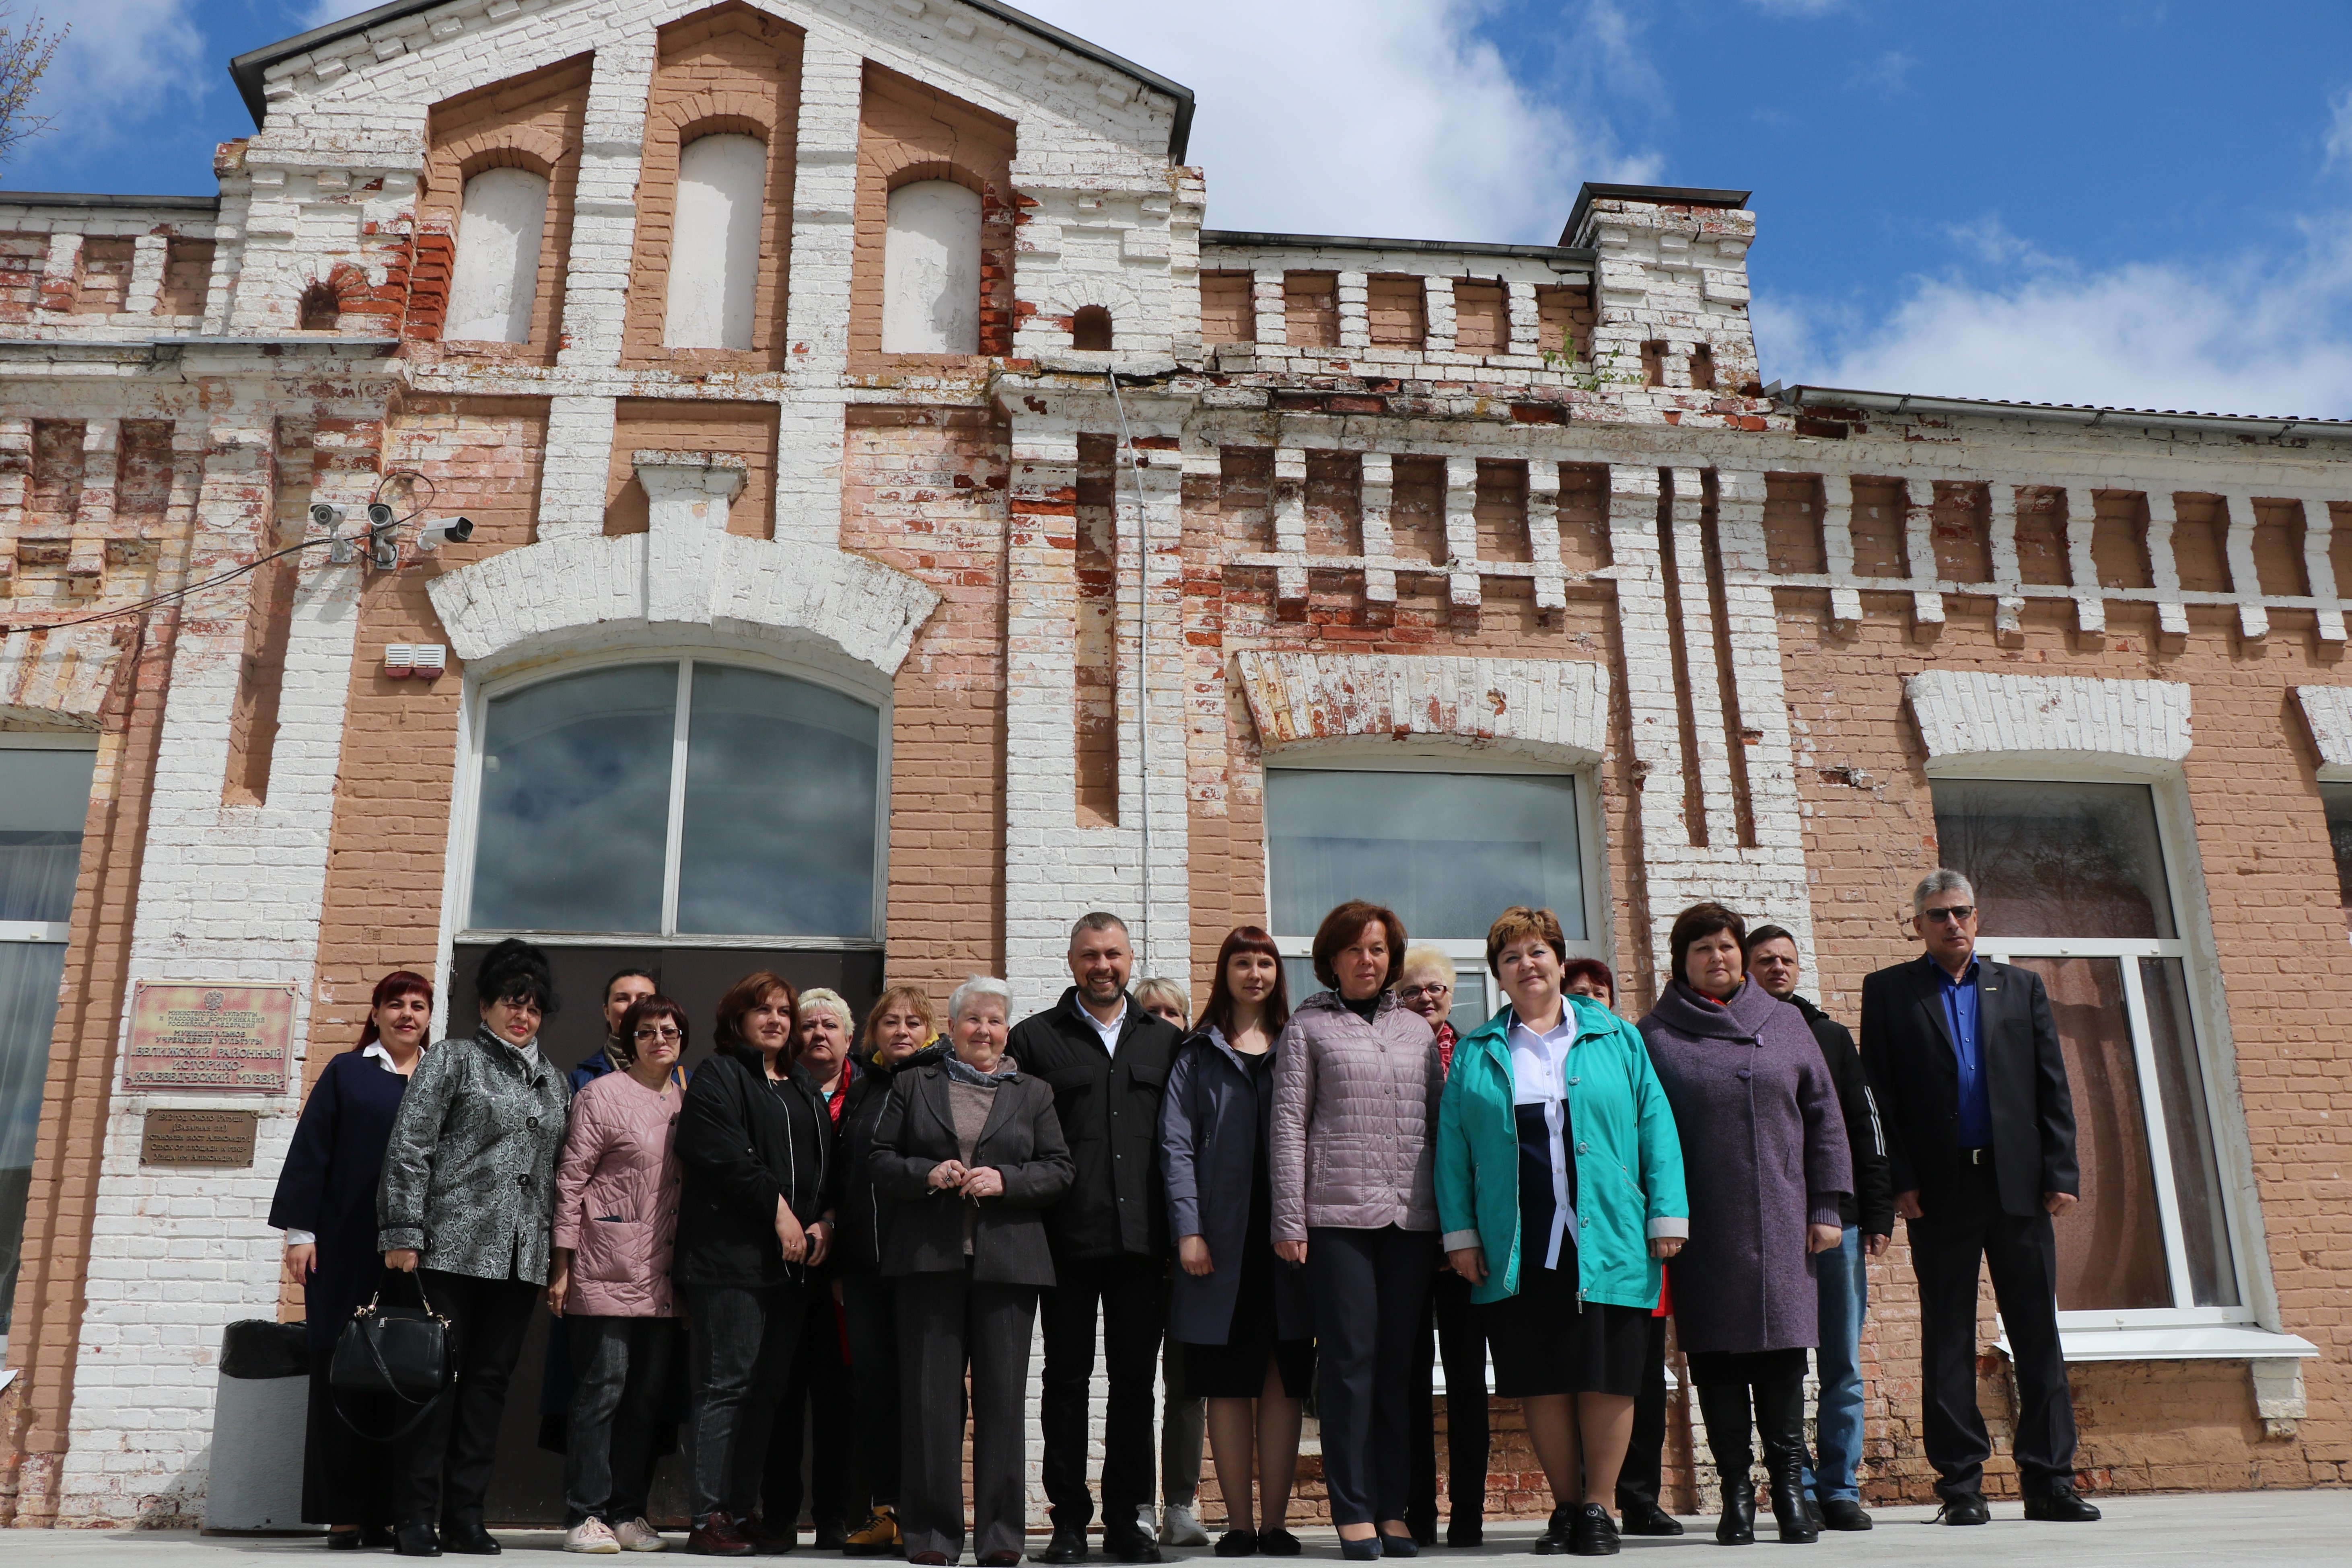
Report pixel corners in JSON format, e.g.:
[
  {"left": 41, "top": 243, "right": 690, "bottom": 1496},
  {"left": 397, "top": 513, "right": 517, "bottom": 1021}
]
[
  {"left": 139, "top": 1108, "right": 260, "bottom": 1167},
  {"left": 124, "top": 982, "right": 296, "bottom": 1093}
]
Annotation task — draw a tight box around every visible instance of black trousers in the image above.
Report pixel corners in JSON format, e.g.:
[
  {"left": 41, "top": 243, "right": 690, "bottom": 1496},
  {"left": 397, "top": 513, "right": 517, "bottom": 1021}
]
[
  {"left": 839, "top": 1272, "right": 901, "bottom": 1508},
  {"left": 1909, "top": 1162, "right": 2078, "bottom": 1498},
  {"left": 305, "top": 1345, "right": 401, "bottom": 1527},
  {"left": 1307, "top": 1226, "right": 1435, "bottom": 1528},
  {"left": 1613, "top": 1313, "right": 1671, "bottom": 1515},
  {"left": 1039, "top": 1252, "right": 1166, "bottom": 1532},
  {"left": 764, "top": 1284, "right": 854, "bottom": 1529},
  {"left": 896, "top": 1271, "right": 1037, "bottom": 1560},
  {"left": 1406, "top": 1268, "right": 1488, "bottom": 1533},
  {"left": 686, "top": 1281, "right": 807, "bottom": 1523},
  {"left": 565, "top": 1315, "right": 677, "bottom": 1527},
  {"left": 400, "top": 1270, "right": 539, "bottom": 1528}
]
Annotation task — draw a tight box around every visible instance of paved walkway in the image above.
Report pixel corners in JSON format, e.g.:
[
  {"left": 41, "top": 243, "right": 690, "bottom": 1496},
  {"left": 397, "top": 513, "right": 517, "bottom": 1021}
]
[{"left": 3, "top": 1493, "right": 2342, "bottom": 1567}]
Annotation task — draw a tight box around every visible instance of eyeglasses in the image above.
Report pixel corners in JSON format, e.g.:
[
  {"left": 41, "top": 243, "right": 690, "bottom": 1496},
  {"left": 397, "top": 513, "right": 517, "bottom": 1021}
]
[
  {"left": 1399, "top": 983, "right": 1452, "bottom": 1001},
  {"left": 1922, "top": 906, "right": 1977, "bottom": 925},
  {"left": 633, "top": 1025, "right": 683, "bottom": 1042}
]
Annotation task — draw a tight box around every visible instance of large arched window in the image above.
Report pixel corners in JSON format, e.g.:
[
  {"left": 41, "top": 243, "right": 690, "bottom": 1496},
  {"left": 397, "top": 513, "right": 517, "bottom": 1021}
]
[
  {"left": 445, "top": 166, "right": 549, "bottom": 343},
  {"left": 664, "top": 134, "right": 767, "bottom": 351},
  {"left": 882, "top": 179, "right": 981, "bottom": 353},
  {"left": 464, "top": 659, "right": 883, "bottom": 941}
]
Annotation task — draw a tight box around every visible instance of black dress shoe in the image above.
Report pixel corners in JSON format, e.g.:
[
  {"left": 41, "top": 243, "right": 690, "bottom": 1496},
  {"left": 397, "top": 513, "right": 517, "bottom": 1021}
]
[
  {"left": 1934, "top": 1494, "right": 1989, "bottom": 1527},
  {"left": 1107, "top": 1535, "right": 1163, "bottom": 1565},
  {"left": 813, "top": 1522, "right": 850, "bottom": 1553},
  {"left": 393, "top": 1524, "right": 442, "bottom": 1558},
  {"left": 1443, "top": 1521, "right": 1481, "bottom": 1549},
  {"left": 1566, "top": 1505, "right": 1618, "bottom": 1558},
  {"left": 1038, "top": 1531, "right": 1088, "bottom": 1565},
  {"left": 1255, "top": 1529, "right": 1301, "bottom": 1557},
  {"left": 363, "top": 1525, "right": 401, "bottom": 1550},
  {"left": 1530, "top": 1506, "right": 1575, "bottom": 1556},
  {"left": 2023, "top": 1483, "right": 2101, "bottom": 1523},
  {"left": 1214, "top": 1531, "right": 1257, "bottom": 1558},
  {"left": 1819, "top": 1501, "right": 1871, "bottom": 1532},
  {"left": 1615, "top": 1501, "right": 1680, "bottom": 1538},
  {"left": 329, "top": 1530, "right": 362, "bottom": 1551},
  {"left": 440, "top": 1519, "right": 501, "bottom": 1556}
]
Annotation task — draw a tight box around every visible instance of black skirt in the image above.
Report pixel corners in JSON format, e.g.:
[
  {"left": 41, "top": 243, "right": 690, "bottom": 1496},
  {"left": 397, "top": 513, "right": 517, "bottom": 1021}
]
[
  {"left": 1179, "top": 1140, "right": 1314, "bottom": 1400},
  {"left": 1477, "top": 1262, "right": 1649, "bottom": 1398}
]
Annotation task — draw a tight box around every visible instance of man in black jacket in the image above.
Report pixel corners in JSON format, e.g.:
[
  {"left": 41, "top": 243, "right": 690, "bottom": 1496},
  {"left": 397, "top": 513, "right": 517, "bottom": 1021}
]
[
  {"left": 1008, "top": 912, "right": 1181, "bottom": 1564},
  {"left": 1859, "top": 870, "right": 2099, "bottom": 1527},
  {"left": 1746, "top": 925, "right": 1893, "bottom": 1534}
]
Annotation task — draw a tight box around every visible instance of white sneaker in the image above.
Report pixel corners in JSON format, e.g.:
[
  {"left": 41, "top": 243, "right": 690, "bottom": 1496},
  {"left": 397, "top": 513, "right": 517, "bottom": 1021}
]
[
  {"left": 1160, "top": 1505, "right": 1209, "bottom": 1547},
  {"left": 615, "top": 1519, "right": 667, "bottom": 1553},
  {"left": 566, "top": 1519, "right": 621, "bottom": 1554},
  {"left": 1136, "top": 1506, "right": 1160, "bottom": 1540}
]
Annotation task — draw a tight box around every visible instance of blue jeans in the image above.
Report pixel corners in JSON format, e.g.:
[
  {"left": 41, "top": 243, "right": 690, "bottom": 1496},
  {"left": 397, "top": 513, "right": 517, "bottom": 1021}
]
[{"left": 1803, "top": 1227, "right": 1867, "bottom": 1502}]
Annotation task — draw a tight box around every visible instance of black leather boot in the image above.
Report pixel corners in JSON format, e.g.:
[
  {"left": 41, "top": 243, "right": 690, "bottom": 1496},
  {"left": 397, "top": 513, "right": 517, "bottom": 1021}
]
[
  {"left": 1753, "top": 1378, "right": 1819, "bottom": 1545},
  {"left": 1694, "top": 1383, "right": 1755, "bottom": 1546}
]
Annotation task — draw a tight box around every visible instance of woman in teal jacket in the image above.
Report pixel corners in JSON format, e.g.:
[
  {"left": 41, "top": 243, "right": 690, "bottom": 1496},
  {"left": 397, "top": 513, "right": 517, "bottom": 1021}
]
[{"left": 1435, "top": 907, "right": 1688, "bottom": 1558}]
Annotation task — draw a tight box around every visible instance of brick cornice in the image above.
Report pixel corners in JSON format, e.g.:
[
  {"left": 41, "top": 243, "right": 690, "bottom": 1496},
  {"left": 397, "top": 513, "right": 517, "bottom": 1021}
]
[{"left": 1905, "top": 668, "right": 2192, "bottom": 770}]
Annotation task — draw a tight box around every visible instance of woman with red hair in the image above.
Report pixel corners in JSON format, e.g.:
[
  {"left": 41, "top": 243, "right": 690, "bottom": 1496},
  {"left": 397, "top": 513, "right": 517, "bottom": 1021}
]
[{"left": 270, "top": 969, "right": 434, "bottom": 1549}]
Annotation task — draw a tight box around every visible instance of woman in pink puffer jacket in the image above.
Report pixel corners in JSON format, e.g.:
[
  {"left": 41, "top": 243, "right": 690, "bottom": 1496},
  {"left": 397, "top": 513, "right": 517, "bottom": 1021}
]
[
  {"left": 1270, "top": 900, "right": 1443, "bottom": 1561},
  {"left": 549, "top": 995, "right": 689, "bottom": 1553}
]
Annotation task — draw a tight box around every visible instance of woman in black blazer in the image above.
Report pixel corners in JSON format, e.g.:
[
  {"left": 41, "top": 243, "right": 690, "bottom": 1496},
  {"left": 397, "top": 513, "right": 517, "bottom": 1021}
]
[
  {"left": 674, "top": 971, "right": 836, "bottom": 1556},
  {"left": 870, "top": 976, "right": 1074, "bottom": 1567}
]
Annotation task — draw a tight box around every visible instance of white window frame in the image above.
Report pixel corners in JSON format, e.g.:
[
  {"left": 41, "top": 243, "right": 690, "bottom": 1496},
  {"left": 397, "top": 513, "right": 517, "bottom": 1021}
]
[
  {"left": 448, "top": 647, "right": 891, "bottom": 953},
  {"left": 1934, "top": 769, "right": 2262, "bottom": 1336},
  {"left": 0, "top": 731, "right": 97, "bottom": 944},
  {"left": 1261, "top": 747, "right": 1610, "bottom": 1015}
]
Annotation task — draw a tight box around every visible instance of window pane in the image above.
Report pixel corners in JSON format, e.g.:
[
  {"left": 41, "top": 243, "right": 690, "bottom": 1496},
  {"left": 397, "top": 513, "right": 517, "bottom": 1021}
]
[
  {"left": 2140, "top": 957, "right": 2240, "bottom": 1307},
  {"left": 2322, "top": 784, "right": 2352, "bottom": 933},
  {"left": 2008, "top": 956, "right": 2171, "bottom": 1311},
  {"left": 0, "top": 748, "right": 95, "bottom": 923},
  {"left": 471, "top": 664, "right": 677, "bottom": 934},
  {"left": 1932, "top": 779, "right": 2176, "bottom": 939},
  {"left": 675, "top": 666, "right": 880, "bottom": 939},
  {"left": 0, "top": 941, "right": 67, "bottom": 1336},
  {"left": 1266, "top": 770, "right": 1584, "bottom": 943}
]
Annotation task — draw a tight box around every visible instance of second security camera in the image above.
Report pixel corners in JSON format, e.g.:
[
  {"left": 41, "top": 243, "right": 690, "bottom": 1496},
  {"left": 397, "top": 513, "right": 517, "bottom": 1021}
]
[{"left": 414, "top": 516, "right": 475, "bottom": 552}]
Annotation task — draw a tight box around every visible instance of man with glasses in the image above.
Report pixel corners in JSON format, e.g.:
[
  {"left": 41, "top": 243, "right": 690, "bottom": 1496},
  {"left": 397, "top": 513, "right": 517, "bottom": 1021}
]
[{"left": 1859, "top": 870, "right": 2099, "bottom": 1527}]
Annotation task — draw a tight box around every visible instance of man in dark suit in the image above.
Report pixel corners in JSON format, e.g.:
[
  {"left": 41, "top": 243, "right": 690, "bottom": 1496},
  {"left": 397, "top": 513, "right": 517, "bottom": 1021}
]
[
  {"left": 1007, "top": 913, "right": 1182, "bottom": 1565},
  {"left": 1858, "top": 870, "right": 2101, "bottom": 1527}
]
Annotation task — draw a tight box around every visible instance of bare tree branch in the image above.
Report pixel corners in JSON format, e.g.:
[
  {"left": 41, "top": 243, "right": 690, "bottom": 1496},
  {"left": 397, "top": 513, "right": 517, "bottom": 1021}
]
[{"left": 0, "top": 6, "right": 66, "bottom": 171}]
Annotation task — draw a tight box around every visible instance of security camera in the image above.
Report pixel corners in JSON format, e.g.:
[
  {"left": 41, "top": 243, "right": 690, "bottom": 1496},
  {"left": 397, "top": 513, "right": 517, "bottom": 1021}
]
[
  {"left": 313, "top": 503, "right": 356, "bottom": 563},
  {"left": 366, "top": 502, "right": 401, "bottom": 570},
  {"left": 309, "top": 503, "right": 345, "bottom": 530},
  {"left": 414, "top": 516, "right": 475, "bottom": 552}
]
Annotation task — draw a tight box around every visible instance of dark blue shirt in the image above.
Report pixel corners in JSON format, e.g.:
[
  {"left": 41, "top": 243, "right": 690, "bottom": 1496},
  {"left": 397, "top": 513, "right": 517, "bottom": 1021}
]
[{"left": 1936, "top": 958, "right": 1992, "bottom": 1149}]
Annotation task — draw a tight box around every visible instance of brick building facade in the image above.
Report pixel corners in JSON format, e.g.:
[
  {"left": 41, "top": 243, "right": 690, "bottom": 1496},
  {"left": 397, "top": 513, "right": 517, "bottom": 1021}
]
[{"left": 1, "top": 0, "right": 2348, "bottom": 1530}]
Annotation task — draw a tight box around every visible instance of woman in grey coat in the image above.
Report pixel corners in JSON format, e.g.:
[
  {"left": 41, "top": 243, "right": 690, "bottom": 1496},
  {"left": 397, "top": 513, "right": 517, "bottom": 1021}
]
[
  {"left": 1636, "top": 904, "right": 1851, "bottom": 1549},
  {"left": 1270, "top": 901, "right": 1442, "bottom": 1562},
  {"left": 1162, "top": 926, "right": 1309, "bottom": 1558},
  {"left": 378, "top": 939, "right": 572, "bottom": 1558},
  {"left": 870, "top": 976, "right": 1074, "bottom": 1567}
]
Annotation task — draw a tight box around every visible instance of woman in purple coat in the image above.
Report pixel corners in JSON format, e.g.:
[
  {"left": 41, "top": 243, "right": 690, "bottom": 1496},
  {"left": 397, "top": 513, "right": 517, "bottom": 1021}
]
[
  {"left": 270, "top": 970, "right": 433, "bottom": 1546},
  {"left": 1637, "top": 904, "right": 1850, "bottom": 1549}
]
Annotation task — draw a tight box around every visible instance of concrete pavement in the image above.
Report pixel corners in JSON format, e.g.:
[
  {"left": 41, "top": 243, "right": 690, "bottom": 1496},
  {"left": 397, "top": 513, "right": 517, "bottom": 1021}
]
[{"left": 2, "top": 1492, "right": 2341, "bottom": 1568}]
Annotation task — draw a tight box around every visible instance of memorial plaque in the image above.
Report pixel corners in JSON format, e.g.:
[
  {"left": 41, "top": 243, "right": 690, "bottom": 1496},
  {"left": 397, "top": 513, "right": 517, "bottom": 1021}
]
[
  {"left": 140, "top": 1108, "right": 260, "bottom": 1167},
  {"left": 125, "top": 982, "right": 296, "bottom": 1093}
]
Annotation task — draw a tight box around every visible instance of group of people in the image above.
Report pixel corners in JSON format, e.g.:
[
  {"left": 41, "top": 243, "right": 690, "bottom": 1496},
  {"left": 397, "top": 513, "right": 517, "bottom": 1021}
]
[{"left": 270, "top": 869, "right": 2102, "bottom": 1564}]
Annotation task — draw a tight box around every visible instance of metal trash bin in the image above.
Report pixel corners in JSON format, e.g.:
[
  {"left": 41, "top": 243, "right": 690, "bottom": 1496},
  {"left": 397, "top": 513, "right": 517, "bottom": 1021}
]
[{"left": 204, "top": 1318, "right": 316, "bottom": 1532}]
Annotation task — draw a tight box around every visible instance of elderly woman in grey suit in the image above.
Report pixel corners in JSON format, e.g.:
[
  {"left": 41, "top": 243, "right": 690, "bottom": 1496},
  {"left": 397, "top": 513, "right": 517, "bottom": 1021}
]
[
  {"left": 378, "top": 939, "right": 572, "bottom": 1558},
  {"left": 870, "top": 976, "right": 1074, "bottom": 1567}
]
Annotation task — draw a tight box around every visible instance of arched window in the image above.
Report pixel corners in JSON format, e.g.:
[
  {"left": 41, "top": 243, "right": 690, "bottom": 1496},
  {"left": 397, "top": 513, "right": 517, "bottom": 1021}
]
[
  {"left": 882, "top": 179, "right": 981, "bottom": 354},
  {"left": 1071, "top": 304, "right": 1113, "bottom": 351},
  {"left": 445, "top": 166, "right": 550, "bottom": 343},
  {"left": 664, "top": 134, "right": 767, "bottom": 351},
  {"left": 465, "top": 659, "right": 883, "bottom": 940}
]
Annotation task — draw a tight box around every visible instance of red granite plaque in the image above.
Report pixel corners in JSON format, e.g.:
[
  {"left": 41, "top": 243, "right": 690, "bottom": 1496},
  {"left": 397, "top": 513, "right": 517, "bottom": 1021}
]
[{"left": 124, "top": 982, "right": 296, "bottom": 1093}]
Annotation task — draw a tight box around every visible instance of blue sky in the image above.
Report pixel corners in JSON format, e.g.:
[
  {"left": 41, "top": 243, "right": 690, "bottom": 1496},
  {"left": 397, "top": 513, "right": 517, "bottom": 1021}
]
[{"left": 8, "top": 0, "right": 2352, "bottom": 417}]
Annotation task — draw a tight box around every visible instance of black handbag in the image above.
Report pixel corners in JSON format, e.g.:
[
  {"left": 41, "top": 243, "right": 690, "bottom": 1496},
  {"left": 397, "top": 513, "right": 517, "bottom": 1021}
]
[{"left": 330, "top": 1272, "right": 454, "bottom": 1441}]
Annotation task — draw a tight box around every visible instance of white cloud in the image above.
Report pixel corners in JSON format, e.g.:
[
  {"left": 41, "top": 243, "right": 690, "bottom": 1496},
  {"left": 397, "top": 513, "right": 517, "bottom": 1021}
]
[
  {"left": 1754, "top": 215, "right": 2352, "bottom": 420},
  {"left": 2326, "top": 85, "right": 2352, "bottom": 175},
  {"left": 1012, "top": 0, "right": 1658, "bottom": 243},
  {"left": 19, "top": 0, "right": 207, "bottom": 156}
]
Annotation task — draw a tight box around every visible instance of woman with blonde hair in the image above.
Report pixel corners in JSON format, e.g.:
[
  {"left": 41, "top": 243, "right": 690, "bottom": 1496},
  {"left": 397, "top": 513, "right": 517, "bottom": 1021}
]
[{"left": 832, "top": 985, "right": 949, "bottom": 1556}]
